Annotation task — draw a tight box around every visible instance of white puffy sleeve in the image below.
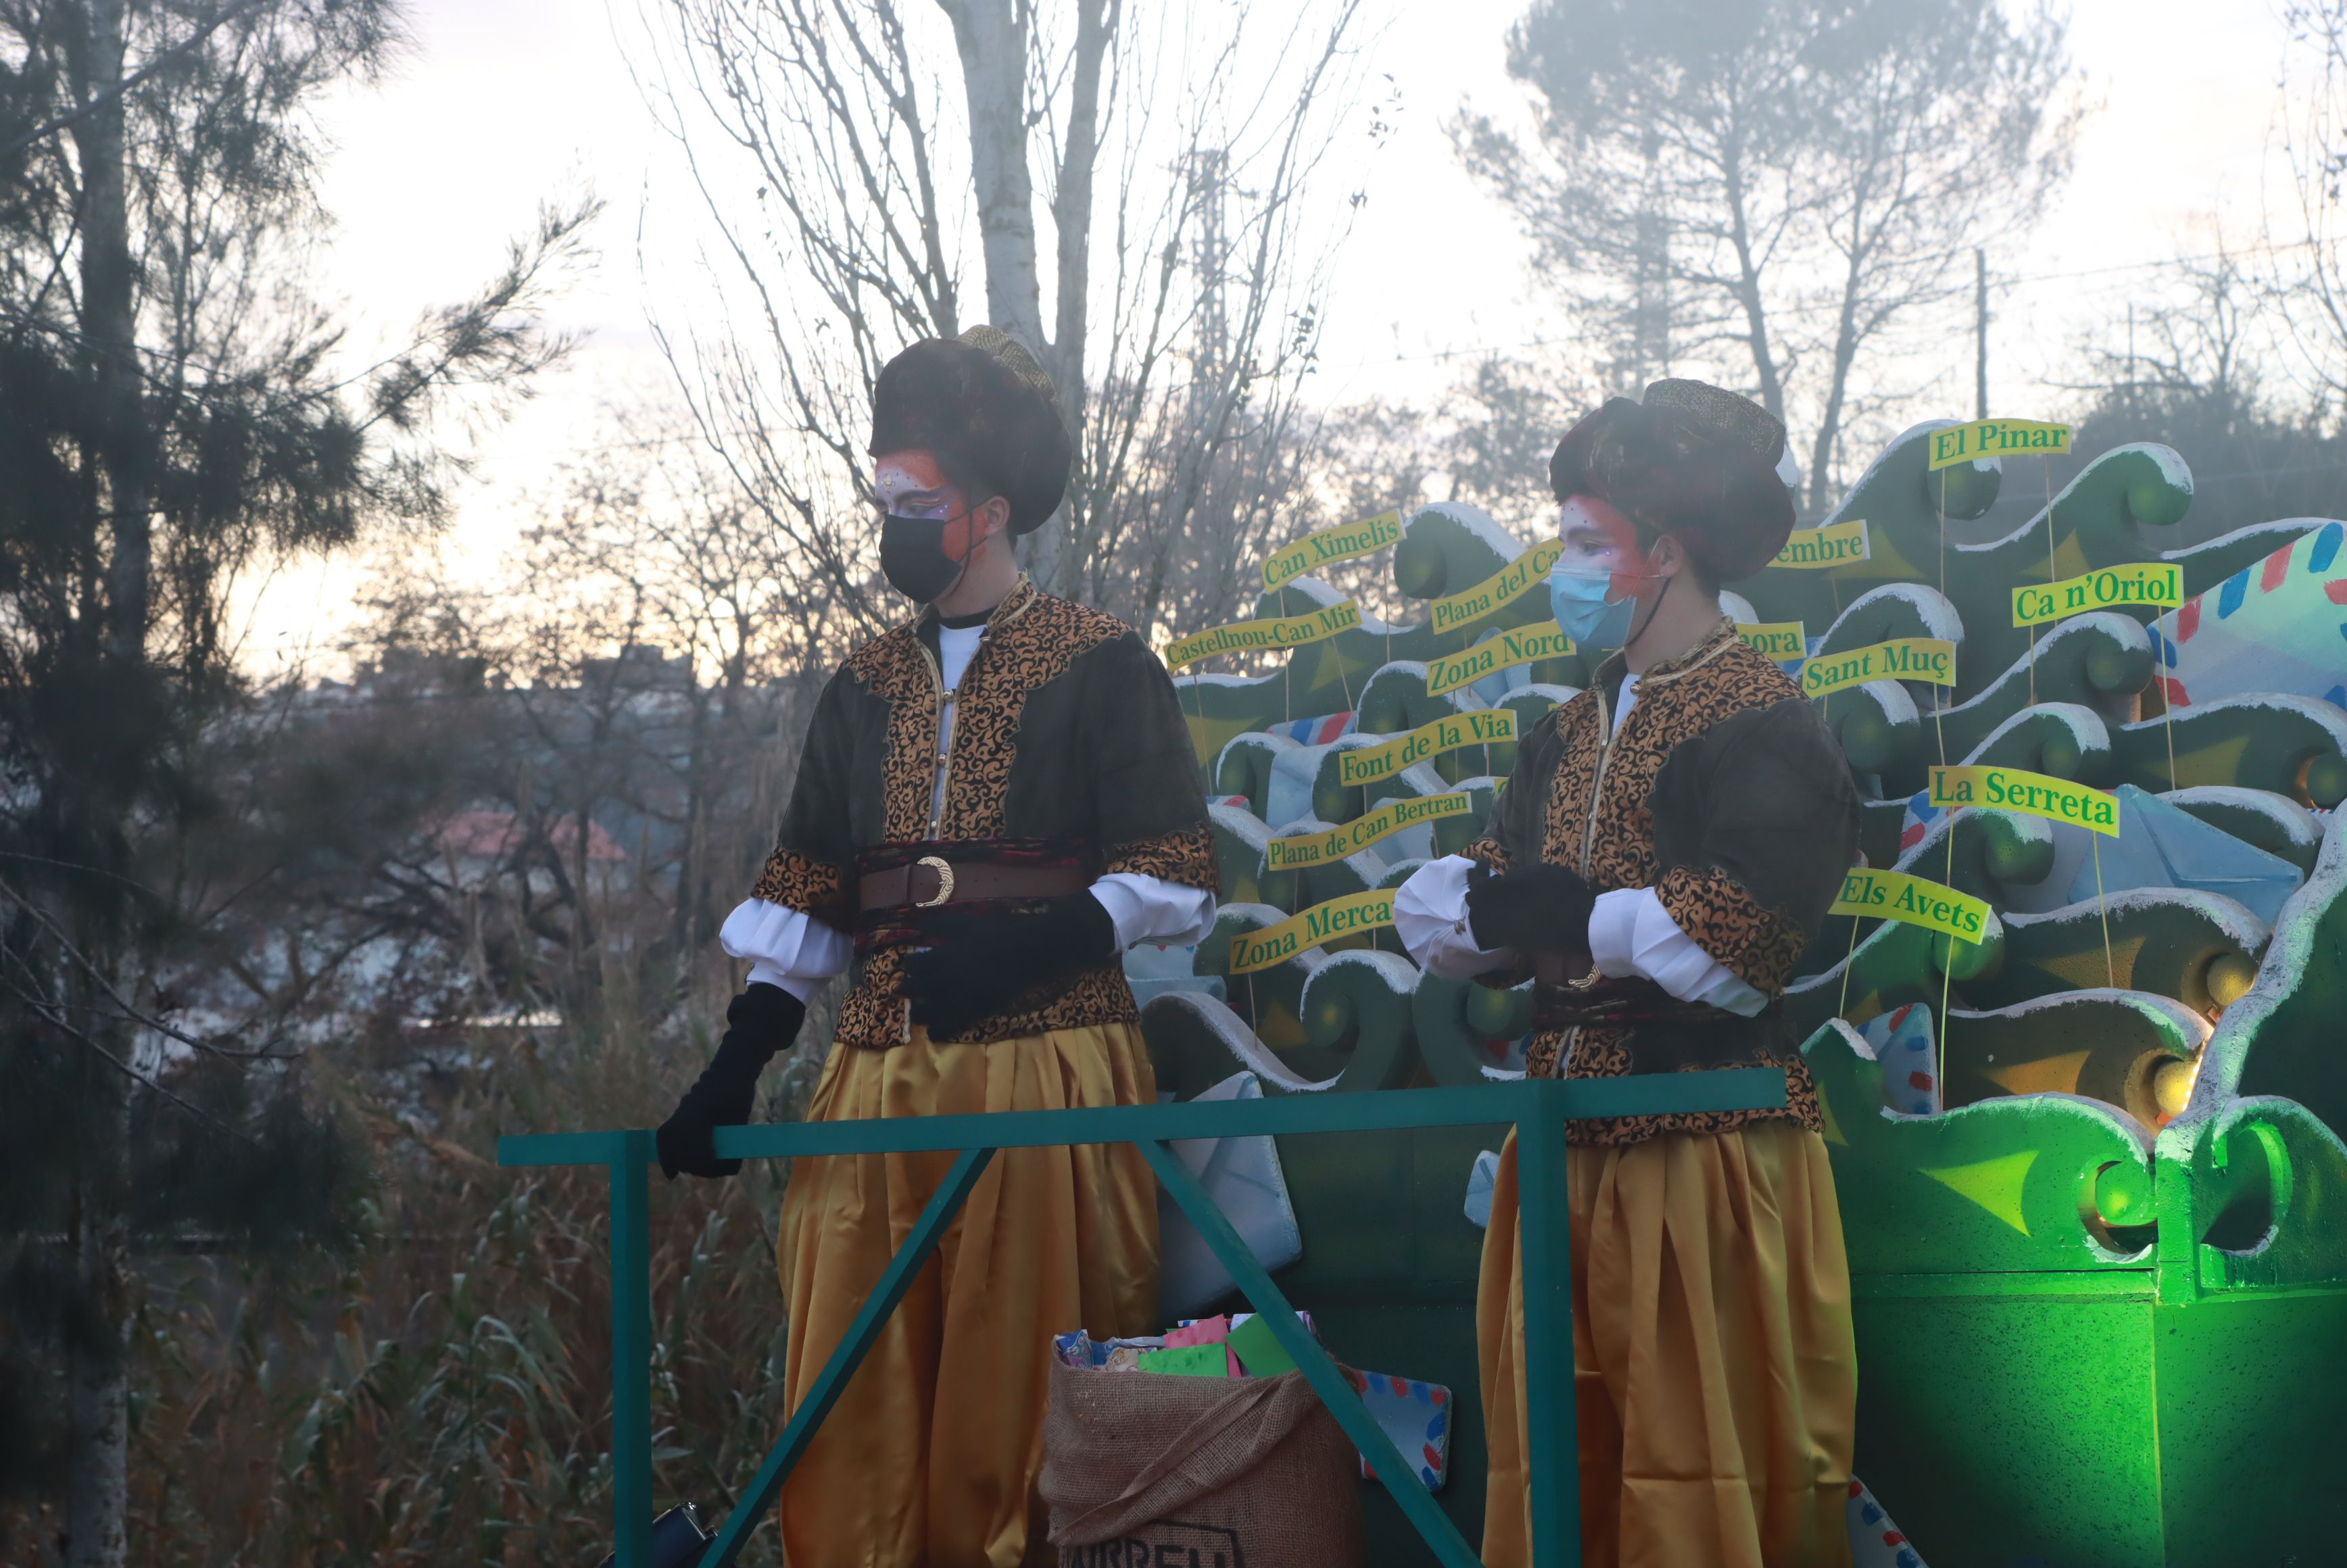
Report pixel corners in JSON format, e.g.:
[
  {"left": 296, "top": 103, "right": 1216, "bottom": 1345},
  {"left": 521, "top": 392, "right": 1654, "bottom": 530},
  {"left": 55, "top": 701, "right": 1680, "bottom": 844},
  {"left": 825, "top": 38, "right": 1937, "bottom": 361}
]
[
  {"left": 1393, "top": 854, "right": 1514, "bottom": 979},
  {"left": 1090, "top": 873, "right": 1218, "bottom": 948},
  {"left": 719, "top": 898, "right": 854, "bottom": 1004},
  {"left": 1587, "top": 886, "right": 1766, "bottom": 1016}
]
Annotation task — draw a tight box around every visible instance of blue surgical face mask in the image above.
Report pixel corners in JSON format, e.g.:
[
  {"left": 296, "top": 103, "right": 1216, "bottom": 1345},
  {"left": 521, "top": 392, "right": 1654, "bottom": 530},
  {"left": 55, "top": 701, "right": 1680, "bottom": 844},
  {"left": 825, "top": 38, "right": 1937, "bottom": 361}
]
[{"left": 1549, "top": 560, "right": 1639, "bottom": 650}]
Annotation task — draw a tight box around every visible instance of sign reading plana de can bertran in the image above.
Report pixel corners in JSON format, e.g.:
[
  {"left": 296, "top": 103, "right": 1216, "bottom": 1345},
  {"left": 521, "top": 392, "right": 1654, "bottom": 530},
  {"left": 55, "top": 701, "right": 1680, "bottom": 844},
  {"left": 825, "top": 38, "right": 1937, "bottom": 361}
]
[{"left": 1264, "top": 791, "right": 1477, "bottom": 870}]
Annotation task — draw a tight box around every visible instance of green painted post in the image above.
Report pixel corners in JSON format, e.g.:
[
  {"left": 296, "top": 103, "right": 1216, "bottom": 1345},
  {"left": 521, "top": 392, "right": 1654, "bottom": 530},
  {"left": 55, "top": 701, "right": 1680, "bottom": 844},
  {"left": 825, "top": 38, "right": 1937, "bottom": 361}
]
[
  {"left": 610, "top": 1129, "right": 655, "bottom": 1568},
  {"left": 1515, "top": 1079, "right": 1580, "bottom": 1568}
]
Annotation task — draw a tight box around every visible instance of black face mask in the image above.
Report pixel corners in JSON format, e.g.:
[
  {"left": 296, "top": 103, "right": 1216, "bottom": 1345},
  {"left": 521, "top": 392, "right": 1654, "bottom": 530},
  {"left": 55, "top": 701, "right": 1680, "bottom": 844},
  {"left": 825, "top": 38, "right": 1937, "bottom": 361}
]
[{"left": 880, "top": 514, "right": 971, "bottom": 604}]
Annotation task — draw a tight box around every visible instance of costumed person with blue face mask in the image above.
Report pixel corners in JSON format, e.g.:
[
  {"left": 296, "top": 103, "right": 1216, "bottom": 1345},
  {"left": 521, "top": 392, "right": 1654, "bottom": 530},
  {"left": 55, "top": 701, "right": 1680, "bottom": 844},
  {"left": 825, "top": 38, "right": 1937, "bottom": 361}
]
[
  {"left": 1395, "top": 380, "right": 1862, "bottom": 1568},
  {"left": 654, "top": 326, "right": 1218, "bottom": 1567}
]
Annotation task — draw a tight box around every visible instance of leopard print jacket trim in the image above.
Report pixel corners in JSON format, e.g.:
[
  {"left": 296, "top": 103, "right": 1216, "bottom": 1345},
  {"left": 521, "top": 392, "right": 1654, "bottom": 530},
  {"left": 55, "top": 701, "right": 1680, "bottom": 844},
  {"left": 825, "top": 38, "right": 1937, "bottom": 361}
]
[
  {"left": 1524, "top": 618, "right": 1823, "bottom": 1144},
  {"left": 748, "top": 849, "right": 849, "bottom": 925},
  {"left": 1103, "top": 823, "right": 1220, "bottom": 891},
  {"left": 829, "top": 581, "right": 1149, "bottom": 1050},
  {"left": 1655, "top": 862, "right": 1812, "bottom": 994}
]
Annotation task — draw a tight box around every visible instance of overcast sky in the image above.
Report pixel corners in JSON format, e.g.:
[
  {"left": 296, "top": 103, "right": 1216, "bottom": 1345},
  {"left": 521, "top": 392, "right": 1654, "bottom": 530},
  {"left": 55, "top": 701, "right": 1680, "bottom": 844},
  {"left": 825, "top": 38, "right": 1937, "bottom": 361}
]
[{"left": 239, "top": 0, "right": 2302, "bottom": 672}]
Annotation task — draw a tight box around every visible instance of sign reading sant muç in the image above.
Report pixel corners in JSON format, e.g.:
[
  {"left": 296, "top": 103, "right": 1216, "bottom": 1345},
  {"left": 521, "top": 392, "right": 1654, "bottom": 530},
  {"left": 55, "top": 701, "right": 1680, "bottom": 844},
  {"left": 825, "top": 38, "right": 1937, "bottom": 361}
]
[
  {"left": 1926, "top": 418, "right": 2073, "bottom": 470},
  {"left": 1799, "top": 637, "right": 1958, "bottom": 697},
  {"left": 1771, "top": 519, "right": 1870, "bottom": 570},
  {"left": 1261, "top": 508, "right": 1405, "bottom": 591},
  {"left": 1927, "top": 764, "right": 2120, "bottom": 836},
  {"left": 1229, "top": 889, "right": 1395, "bottom": 974},
  {"left": 1424, "top": 624, "right": 1575, "bottom": 697},
  {"left": 1337, "top": 708, "right": 1518, "bottom": 787},
  {"left": 1264, "top": 791, "right": 1476, "bottom": 870},
  {"left": 2010, "top": 563, "right": 2183, "bottom": 628},
  {"left": 1829, "top": 867, "right": 1990, "bottom": 945},
  {"left": 1426, "top": 541, "right": 1565, "bottom": 635},
  {"left": 1162, "top": 599, "right": 1360, "bottom": 671}
]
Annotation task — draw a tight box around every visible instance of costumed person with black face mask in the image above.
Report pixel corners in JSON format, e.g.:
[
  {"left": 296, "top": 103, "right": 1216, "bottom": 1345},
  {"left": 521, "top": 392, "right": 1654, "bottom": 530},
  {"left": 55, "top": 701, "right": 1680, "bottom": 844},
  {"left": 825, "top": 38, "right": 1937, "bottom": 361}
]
[
  {"left": 1394, "top": 381, "right": 1862, "bottom": 1568},
  {"left": 655, "top": 326, "right": 1217, "bottom": 1568}
]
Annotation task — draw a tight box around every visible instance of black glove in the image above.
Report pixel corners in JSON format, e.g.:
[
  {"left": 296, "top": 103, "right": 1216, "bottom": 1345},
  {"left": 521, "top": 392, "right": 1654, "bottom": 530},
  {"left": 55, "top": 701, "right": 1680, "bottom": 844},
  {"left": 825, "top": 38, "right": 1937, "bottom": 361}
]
[
  {"left": 656, "top": 983, "right": 806, "bottom": 1179},
  {"left": 900, "top": 892, "right": 1118, "bottom": 1039},
  {"left": 1465, "top": 862, "right": 1597, "bottom": 956}
]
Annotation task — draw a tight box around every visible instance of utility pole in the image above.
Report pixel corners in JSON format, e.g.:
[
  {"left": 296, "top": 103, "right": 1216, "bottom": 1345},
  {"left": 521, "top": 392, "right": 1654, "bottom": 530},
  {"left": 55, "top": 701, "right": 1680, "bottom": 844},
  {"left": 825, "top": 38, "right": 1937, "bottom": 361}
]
[{"left": 1974, "top": 248, "right": 1989, "bottom": 420}]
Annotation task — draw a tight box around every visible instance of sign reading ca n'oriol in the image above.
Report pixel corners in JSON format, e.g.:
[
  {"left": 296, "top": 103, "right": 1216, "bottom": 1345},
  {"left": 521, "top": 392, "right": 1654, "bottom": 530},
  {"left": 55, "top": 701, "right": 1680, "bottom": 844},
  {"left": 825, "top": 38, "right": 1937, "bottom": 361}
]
[
  {"left": 1261, "top": 509, "right": 1404, "bottom": 591},
  {"left": 1927, "top": 418, "right": 2072, "bottom": 470},
  {"left": 2010, "top": 564, "right": 2182, "bottom": 627},
  {"left": 1264, "top": 791, "right": 1476, "bottom": 870},
  {"left": 1426, "top": 541, "right": 1564, "bottom": 635},
  {"left": 1337, "top": 708, "right": 1518, "bottom": 787},
  {"left": 1424, "top": 624, "right": 1575, "bottom": 697},
  {"left": 1162, "top": 599, "right": 1360, "bottom": 671},
  {"left": 1228, "top": 889, "right": 1395, "bottom": 974},
  {"left": 1829, "top": 867, "right": 1989, "bottom": 944},
  {"left": 1799, "top": 638, "right": 1957, "bottom": 697},
  {"left": 1927, "top": 764, "right": 2120, "bottom": 836},
  {"left": 1771, "top": 519, "right": 1870, "bottom": 570}
]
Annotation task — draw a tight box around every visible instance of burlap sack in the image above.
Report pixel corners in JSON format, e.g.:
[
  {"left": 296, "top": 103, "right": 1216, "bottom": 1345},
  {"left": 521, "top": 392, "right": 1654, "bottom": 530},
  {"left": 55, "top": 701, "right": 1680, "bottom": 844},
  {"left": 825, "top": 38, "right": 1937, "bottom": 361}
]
[{"left": 1038, "top": 1358, "right": 1364, "bottom": 1568}]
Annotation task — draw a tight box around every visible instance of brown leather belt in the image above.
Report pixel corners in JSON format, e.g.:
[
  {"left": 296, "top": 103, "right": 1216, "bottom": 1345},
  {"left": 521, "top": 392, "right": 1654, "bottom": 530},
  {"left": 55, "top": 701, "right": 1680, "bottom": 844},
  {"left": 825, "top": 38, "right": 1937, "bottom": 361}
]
[{"left": 857, "top": 856, "right": 1088, "bottom": 912}]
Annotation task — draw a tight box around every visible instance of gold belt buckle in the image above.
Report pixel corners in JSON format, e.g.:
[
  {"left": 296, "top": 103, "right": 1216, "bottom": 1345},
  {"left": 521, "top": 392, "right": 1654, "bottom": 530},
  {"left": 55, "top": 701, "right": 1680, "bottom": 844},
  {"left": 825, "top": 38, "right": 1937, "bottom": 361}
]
[{"left": 913, "top": 855, "right": 957, "bottom": 908}]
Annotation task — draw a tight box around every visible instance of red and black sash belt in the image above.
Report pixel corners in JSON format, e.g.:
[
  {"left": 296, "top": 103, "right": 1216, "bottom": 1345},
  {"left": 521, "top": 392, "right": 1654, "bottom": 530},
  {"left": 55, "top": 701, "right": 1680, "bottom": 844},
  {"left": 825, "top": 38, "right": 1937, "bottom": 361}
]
[{"left": 852, "top": 838, "right": 1092, "bottom": 952}]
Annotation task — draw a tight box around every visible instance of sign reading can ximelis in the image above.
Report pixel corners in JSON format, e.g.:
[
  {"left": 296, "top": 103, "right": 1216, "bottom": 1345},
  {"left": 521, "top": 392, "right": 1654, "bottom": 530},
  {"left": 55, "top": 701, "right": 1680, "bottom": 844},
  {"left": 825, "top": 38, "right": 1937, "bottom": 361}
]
[
  {"left": 2010, "top": 563, "right": 2183, "bottom": 627},
  {"left": 1162, "top": 599, "right": 1360, "bottom": 671},
  {"left": 1337, "top": 708, "right": 1518, "bottom": 787},
  {"left": 1770, "top": 519, "right": 1870, "bottom": 570},
  {"left": 1829, "top": 867, "right": 1989, "bottom": 944},
  {"left": 1228, "top": 889, "right": 1395, "bottom": 974},
  {"left": 1424, "top": 625, "right": 1575, "bottom": 697},
  {"left": 1426, "top": 541, "right": 1565, "bottom": 635},
  {"left": 1799, "top": 637, "right": 1958, "bottom": 697},
  {"left": 1261, "top": 509, "right": 1404, "bottom": 591},
  {"left": 1927, "top": 418, "right": 2073, "bottom": 470},
  {"left": 1927, "top": 764, "right": 2119, "bottom": 836},
  {"left": 1264, "top": 791, "right": 1476, "bottom": 870}
]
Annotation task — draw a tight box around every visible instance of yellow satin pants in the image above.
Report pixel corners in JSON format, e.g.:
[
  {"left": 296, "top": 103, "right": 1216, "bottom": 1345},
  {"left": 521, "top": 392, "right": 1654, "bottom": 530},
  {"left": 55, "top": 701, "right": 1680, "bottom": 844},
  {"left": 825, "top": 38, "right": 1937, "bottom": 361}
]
[
  {"left": 1478, "top": 1123, "right": 1856, "bottom": 1568},
  {"left": 774, "top": 1021, "right": 1161, "bottom": 1568}
]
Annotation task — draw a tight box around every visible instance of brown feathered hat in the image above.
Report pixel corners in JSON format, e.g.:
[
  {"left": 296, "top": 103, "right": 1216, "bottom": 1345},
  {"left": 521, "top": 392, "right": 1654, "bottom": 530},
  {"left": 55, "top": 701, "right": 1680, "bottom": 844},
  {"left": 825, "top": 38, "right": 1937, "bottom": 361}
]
[
  {"left": 1548, "top": 378, "right": 1795, "bottom": 582},
  {"left": 869, "top": 326, "right": 1071, "bottom": 535}
]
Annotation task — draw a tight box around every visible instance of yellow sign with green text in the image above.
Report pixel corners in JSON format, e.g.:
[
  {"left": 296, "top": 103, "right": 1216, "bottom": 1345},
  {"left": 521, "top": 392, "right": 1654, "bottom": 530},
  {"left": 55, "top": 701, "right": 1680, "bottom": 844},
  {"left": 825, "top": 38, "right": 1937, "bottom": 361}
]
[
  {"left": 1338, "top": 708, "right": 1518, "bottom": 787},
  {"left": 2010, "top": 563, "right": 2183, "bottom": 627},
  {"left": 1770, "top": 519, "right": 1870, "bottom": 570},
  {"left": 1424, "top": 624, "right": 1576, "bottom": 697},
  {"left": 1229, "top": 889, "right": 1395, "bottom": 974},
  {"left": 1829, "top": 867, "right": 1990, "bottom": 945},
  {"left": 1262, "top": 509, "right": 1405, "bottom": 591},
  {"left": 1426, "top": 541, "right": 1565, "bottom": 635},
  {"left": 1736, "top": 620, "right": 1808, "bottom": 660},
  {"left": 1265, "top": 791, "right": 1477, "bottom": 870},
  {"left": 1927, "top": 418, "right": 2073, "bottom": 470},
  {"left": 1927, "top": 764, "right": 2119, "bottom": 837},
  {"left": 1163, "top": 599, "right": 1360, "bottom": 671},
  {"left": 1800, "top": 638, "right": 1958, "bottom": 697}
]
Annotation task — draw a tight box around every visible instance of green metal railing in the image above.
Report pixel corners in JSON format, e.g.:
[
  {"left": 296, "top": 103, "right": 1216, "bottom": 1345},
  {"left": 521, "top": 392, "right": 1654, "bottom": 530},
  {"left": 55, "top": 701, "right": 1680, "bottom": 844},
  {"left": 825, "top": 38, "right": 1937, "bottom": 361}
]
[{"left": 498, "top": 1069, "right": 1787, "bottom": 1568}]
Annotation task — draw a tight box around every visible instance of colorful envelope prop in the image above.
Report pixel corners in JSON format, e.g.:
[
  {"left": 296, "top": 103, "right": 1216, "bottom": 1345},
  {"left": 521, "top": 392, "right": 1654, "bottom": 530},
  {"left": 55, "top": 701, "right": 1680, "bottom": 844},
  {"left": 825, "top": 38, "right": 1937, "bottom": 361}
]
[
  {"left": 1155, "top": 1071, "right": 1305, "bottom": 1318},
  {"left": 1346, "top": 1368, "right": 1452, "bottom": 1492},
  {"left": 1847, "top": 1475, "right": 1929, "bottom": 1567},
  {"left": 2058, "top": 785, "right": 2302, "bottom": 925},
  {"left": 1858, "top": 1004, "right": 1939, "bottom": 1115},
  {"left": 2152, "top": 521, "right": 2347, "bottom": 710}
]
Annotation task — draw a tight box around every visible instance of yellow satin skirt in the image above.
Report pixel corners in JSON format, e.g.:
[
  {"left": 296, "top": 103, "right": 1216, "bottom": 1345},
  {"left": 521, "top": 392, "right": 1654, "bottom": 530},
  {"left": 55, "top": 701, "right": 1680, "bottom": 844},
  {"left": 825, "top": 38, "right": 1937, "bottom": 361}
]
[
  {"left": 775, "top": 1021, "right": 1160, "bottom": 1568},
  {"left": 1478, "top": 1123, "right": 1856, "bottom": 1568}
]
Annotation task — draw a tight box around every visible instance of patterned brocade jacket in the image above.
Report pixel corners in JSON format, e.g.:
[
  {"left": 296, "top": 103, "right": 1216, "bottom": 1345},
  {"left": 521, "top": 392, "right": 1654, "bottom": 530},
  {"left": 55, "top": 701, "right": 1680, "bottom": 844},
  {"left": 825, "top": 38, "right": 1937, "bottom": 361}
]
[
  {"left": 1466, "top": 618, "right": 1860, "bottom": 1146},
  {"left": 750, "top": 580, "right": 1217, "bottom": 1051}
]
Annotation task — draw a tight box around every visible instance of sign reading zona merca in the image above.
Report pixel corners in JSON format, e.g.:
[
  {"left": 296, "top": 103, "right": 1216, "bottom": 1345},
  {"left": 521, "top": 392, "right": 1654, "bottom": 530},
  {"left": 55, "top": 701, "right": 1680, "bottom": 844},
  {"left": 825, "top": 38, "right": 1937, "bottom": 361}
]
[
  {"left": 1799, "top": 638, "right": 1957, "bottom": 697},
  {"left": 1337, "top": 708, "right": 1517, "bottom": 788},
  {"left": 1265, "top": 791, "right": 1476, "bottom": 870},
  {"left": 1927, "top": 764, "right": 2119, "bottom": 836},
  {"left": 1424, "top": 625, "right": 1575, "bottom": 697},
  {"left": 1829, "top": 867, "right": 1989, "bottom": 945},
  {"left": 1162, "top": 599, "right": 1360, "bottom": 671},
  {"left": 1229, "top": 889, "right": 1395, "bottom": 975},
  {"left": 1261, "top": 509, "right": 1404, "bottom": 591},
  {"left": 2010, "top": 563, "right": 2182, "bottom": 628}
]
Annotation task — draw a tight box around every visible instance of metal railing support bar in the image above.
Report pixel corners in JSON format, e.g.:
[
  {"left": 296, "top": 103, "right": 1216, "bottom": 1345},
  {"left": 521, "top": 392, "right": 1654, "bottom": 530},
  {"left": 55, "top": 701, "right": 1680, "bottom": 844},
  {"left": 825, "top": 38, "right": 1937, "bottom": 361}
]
[
  {"left": 1515, "top": 1081, "right": 1581, "bottom": 1568},
  {"left": 610, "top": 1129, "right": 655, "bottom": 1568}
]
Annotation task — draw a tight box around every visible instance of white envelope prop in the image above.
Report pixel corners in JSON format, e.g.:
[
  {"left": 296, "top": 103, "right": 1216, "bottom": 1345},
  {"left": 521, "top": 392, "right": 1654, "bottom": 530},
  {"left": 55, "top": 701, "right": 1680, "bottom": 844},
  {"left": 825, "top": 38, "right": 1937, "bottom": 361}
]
[{"left": 1156, "top": 1071, "right": 1305, "bottom": 1319}]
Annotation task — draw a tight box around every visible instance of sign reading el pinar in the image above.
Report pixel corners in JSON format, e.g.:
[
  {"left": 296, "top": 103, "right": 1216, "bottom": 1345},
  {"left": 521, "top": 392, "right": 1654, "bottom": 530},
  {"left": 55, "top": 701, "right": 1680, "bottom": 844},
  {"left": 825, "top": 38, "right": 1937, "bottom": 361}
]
[
  {"left": 1162, "top": 599, "right": 1359, "bottom": 671},
  {"left": 1829, "top": 867, "right": 1990, "bottom": 945},
  {"left": 1799, "top": 638, "right": 1957, "bottom": 698},
  {"left": 2010, "top": 563, "right": 2182, "bottom": 628},
  {"left": 1927, "top": 418, "right": 2072, "bottom": 470},
  {"left": 1261, "top": 508, "right": 1404, "bottom": 591},
  {"left": 1337, "top": 708, "right": 1517, "bottom": 787},
  {"left": 1228, "top": 889, "right": 1395, "bottom": 974},
  {"left": 1426, "top": 541, "right": 1564, "bottom": 635},
  {"left": 1771, "top": 519, "right": 1870, "bottom": 570},
  {"left": 1927, "top": 764, "right": 2119, "bottom": 836},
  {"left": 1264, "top": 791, "right": 1476, "bottom": 870},
  {"left": 1424, "top": 625, "right": 1574, "bottom": 697}
]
